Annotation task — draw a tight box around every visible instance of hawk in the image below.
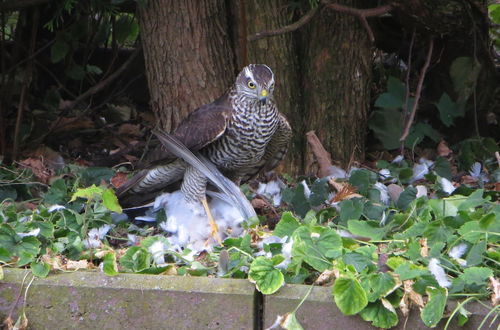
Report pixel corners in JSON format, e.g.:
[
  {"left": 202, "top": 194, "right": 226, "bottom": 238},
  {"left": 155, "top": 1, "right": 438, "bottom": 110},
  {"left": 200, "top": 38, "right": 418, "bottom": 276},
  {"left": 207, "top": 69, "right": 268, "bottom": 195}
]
[{"left": 117, "top": 64, "right": 292, "bottom": 240}]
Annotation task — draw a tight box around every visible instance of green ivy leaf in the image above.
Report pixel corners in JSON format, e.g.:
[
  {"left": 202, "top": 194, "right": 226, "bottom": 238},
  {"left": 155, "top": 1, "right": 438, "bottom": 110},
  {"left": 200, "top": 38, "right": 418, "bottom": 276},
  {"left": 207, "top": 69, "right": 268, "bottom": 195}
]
[
  {"left": 347, "top": 220, "right": 388, "bottom": 240},
  {"left": 249, "top": 256, "right": 284, "bottom": 294},
  {"left": 51, "top": 39, "right": 69, "bottom": 63},
  {"left": 0, "top": 225, "right": 41, "bottom": 266},
  {"left": 466, "top": 240, "right": 485, "bottom": 266},
  {"left": 396, "top": 186, "right": 417, "bottom": 210},
  {"left": 273, "top": 212, "right": 301, "bottom": 238},
  {"left": 102, "top": 189, "right": 122, "bottom": 213},
  {"left": 281, "top": 312, "right": 304, "bottom": 330},
  {"left": 435, "top": 93, "right": 461, "bottom": 127},
  {"left": 421, "top": 287, "right": 448, "bottom": 328},
  {"left": 103, "top": 251, "right": 119, "bottom": 276},
  {"left": 359, "top": 300, "right": 399, "bottom": 328},
  {"left": 0, "top": 247, "right": 11, "bottom": 262},
  {"left": 309, "top": 179, "right": 329, "bottom": 207},
  {"left": 374, "top": 76, "right": 406, "bottom": 109},
  {"left": 70, "top": 184, "right": 104, "bottom": 202},
  {"left": 368, "top": 108, "right": 403, "bottom": 150},
  {"left": 338, "top": 198, "right": 364, "bottom": 225},
  {"left": 80, "top": 167, "right": 115, "bottom": 186},
  {"left": 458, "top": 267, "right": 493, "bottom": 286},
  {"left": 343, "top": 252, "right": 374, "bottom": 273},
  {"left": 292, "top": 226, "right": 342, "bottom": 272},
  {"left": 349, "top": 170, "right": 377, "bottom": 195},
  {"left": 394, "top": 262, "right": 429, "bottom": 280},
  {"left": 31, "top": 261, "right": 50, "bottom": 278},
  {"left": 85, "top": 65, "right": 102, "bottom": 76},
  {"left": 119, "top": 246, "right": 151, "bottom": 272},
  {"left": 363, "top": 272, "right": 397, "bottom": 302},
  {"left": 43, "top": 178, "right": 68, "bottom": 204},
  {"left": 332, "top": 276, "right": 368, "bottom": 315},
  {"left": 433, "top": 157, "right": 452, "bottom": 180}
]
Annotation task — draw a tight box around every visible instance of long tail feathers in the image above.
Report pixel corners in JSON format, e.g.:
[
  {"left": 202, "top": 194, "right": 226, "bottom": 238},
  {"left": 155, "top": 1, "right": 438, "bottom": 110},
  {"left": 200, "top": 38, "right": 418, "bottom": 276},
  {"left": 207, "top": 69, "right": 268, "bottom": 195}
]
[{"left": 152, "top": 129, "right": 256, "bottom": 220}]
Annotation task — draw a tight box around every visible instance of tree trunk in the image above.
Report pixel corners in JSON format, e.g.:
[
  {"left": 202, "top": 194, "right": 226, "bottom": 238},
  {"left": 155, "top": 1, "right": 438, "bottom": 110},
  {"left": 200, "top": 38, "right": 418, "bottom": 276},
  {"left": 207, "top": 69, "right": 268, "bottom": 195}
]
[
  {"left": 244, "top": 0, "right": 305, "bottom": 174},
  {"left": 138, "top": 0, "right": 235, "bottom": 132},
  {"left": 301, "top": 1, "right": 372, "bottom": 172}
]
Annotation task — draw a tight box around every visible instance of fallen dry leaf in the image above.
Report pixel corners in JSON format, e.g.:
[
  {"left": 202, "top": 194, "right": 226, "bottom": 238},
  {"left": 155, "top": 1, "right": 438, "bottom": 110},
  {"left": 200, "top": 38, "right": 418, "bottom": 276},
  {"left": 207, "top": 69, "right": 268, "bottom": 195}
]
[
  {"left": 251, "top": 197, "right": 269, "bottom": 210},
  {"left": 437, "top": 140, "right": 452, "bottom": 157},
  {"left": 65, "top": 259, "right": 90, "bottom": 271},
  {"left": 18, "top": 157, "right": 53, "bottom": 184},
  {"left": 314, "top": 269, "right": 337, "bottom": 286},
  {"left": 420, "top": 238, "right": 429, "bottom": 257},
  {"left": 111, "top": 172, "right": 129, "bottom": 188},
  {"left": 118, "top": 123, "right": 142, "bottom": 137},
  {"left": 490, "top": 277, "right": 499, "bottom": 306}
]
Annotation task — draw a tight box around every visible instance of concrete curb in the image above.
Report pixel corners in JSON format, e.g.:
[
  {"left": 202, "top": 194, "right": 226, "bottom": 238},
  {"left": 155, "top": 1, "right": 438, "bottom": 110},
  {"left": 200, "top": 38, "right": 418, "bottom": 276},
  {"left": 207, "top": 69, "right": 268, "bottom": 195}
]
[{"left": 1, "top": 269, "right": 497, "bottom": 329}]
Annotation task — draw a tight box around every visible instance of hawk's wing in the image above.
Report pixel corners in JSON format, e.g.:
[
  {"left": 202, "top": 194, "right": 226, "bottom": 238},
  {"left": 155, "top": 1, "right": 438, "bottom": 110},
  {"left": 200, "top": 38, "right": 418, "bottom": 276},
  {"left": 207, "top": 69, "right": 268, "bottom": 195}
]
[
  {"left": 143, "top": 93, "right": 232, "bottom": 168},
  {"left": 116, "top": 94, "right": 231, "bottom": 199},
  {"left": 240, "top": 113, "right": 292, "bottom": 182}
]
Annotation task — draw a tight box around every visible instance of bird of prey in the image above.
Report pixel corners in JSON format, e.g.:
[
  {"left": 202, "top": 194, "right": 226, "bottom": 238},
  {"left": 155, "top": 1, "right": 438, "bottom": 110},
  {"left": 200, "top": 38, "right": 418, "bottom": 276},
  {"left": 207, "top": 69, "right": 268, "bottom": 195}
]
[{"left": 117, "top": 64, "right": 292, "bottom": 241}]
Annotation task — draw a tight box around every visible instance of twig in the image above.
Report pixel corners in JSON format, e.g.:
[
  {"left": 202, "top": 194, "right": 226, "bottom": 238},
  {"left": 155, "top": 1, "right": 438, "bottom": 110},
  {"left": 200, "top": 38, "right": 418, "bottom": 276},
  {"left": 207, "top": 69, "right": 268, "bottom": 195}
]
[
  {"left": 400, "top": 28, "right": 416, "bottom": 155},
  {"left": 60, "top": 45, "right": 142, "bottom": 111},
  {"left": 322, "top": 1, "right": 392, "bottom": 42},
  {"left": 248, "top": 4, "right": 320, "bottom": 41},
  {"left": 12, "top": 8, "right": 39, "bottom": 161},
  {"left": 399, "top": 38, "right": 434, "bottom": 142},
  {"left": 306, "top": 131, "right": 333, "bottom": 178}
]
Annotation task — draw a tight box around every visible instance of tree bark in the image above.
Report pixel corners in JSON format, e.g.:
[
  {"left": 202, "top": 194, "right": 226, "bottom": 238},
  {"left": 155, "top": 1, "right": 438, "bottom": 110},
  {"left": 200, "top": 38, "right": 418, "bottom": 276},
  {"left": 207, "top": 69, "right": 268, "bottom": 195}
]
[
  {"left": 301, "top": 1, "right": 372, "bottom": 172},
  {"left": 244, "top": 0, "right": 305, "bottom": 174},
  {"left": 138, "top": 0, "right": 235, "bottom": 132}
]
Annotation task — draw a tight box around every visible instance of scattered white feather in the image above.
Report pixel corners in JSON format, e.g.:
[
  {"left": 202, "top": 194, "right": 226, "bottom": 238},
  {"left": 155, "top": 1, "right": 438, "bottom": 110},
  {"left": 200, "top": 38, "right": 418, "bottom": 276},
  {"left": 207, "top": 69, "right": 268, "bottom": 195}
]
[
  {"left": 127, "top": 234, "right": 138, "bottom": 246},
  {"left": 469, "top": 162, "right": 481, "bottom": 178},
  {"left": 448, "top": 243, "right": 468, "bottom": 266},
  {"left": 469, "top": 162, "right": 489, "bottom": 183},
  {"left": 17, "top": 228, "right": 40, "bottom": 237},
  {"left": 83, "top": 224, "right": 111, "bottom": 249},
  {"left": 428, "top": 258, "right": 451, "bottom": 288},
  {"left": 411, "top": 159, "right": 431, "bottom": 183},
  {"left": 327, "top": 165, "right": 347, "bottom": 179},
  {"left": 380, "top": 211, "right": 387, "bottom": 226},
  {"left": 378, "top": 168, "right": 396, "bottom": 183},
  {"left": 415, "top": 185, "right": 428, "bottom": 198},
  {"left": 300, "top": 180, "right": 311, "bottom": 199},
  {"left": 438, "top": 177, "right": 456, "bottom": 195},
  {"left": 148, "top": 240, "right": 168, "bottom": 265},
  {"left": 257, "top": 179, "right": 284, "bottom": 206},
  {"left": 373, "top": 182, "right": 390, "bottom": 204},
  {"left": 265, "top": 315, "right": 285, "bottom": 330},
  {"left": 392, "top": 155, "right": 404, "bottom": 163},
  {"left": 155, "top": 191, "right": 245, "bottom": 252},
  {"left": 48, "top": 204, "right": 66, "bottom": 212}
]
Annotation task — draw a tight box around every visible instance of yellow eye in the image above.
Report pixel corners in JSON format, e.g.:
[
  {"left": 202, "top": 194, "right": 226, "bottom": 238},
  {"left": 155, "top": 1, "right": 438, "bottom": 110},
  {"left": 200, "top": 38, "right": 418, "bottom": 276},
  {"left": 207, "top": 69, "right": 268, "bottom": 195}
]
[{"left": 247, "top": 81, "right": 256, "bottom": 89}]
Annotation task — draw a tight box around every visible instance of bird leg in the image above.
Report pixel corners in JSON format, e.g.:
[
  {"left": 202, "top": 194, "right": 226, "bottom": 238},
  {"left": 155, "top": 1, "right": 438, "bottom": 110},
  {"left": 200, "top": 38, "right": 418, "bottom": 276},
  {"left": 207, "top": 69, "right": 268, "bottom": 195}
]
[{"left": 202, "top": 197, "right": 222, "bottom": 244}]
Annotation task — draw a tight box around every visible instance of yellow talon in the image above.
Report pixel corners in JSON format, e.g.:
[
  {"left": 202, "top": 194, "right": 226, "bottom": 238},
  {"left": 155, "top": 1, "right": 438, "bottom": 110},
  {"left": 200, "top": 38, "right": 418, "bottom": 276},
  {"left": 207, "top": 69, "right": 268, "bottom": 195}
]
[{"left": 202, "top": 198, "right": 221, "bottom": 244}]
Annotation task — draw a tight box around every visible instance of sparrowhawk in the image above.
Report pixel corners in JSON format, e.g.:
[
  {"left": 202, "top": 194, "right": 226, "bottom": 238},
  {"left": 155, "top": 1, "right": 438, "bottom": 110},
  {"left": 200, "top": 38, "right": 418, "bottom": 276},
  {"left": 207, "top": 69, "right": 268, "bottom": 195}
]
[{"left": 117, "top": 64, "right": 292, "bottom": 240}]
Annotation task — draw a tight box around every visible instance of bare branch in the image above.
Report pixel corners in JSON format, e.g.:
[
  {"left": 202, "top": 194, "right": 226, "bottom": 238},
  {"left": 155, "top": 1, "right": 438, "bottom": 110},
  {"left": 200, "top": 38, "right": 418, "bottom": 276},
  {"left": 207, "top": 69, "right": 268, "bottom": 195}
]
[
  {"left": 0, "top": 0, "right": 51, "bottom": 12},
  {"left": 306, "top": 130, "right": 333, "bottom": 178},
  {"left": 248, "top": 4, "right": 320, "bottom": 41},
  {"left": 322, "top": 1, "right": 392, "bottom": 42},
  {"left": 13, "top": 8, "right": 39, "bottom": 160},
  {"left": 400, "top": 38, "right": 434, "bottom": 142},
  {"left": 60, "top": 45, "right": 142, "bottom": 111}
]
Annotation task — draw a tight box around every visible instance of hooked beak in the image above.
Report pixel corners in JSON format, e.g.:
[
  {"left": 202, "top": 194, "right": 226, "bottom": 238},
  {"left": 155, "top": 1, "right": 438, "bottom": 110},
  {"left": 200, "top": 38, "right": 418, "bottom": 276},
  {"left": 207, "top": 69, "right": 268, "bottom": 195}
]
[{"left": 259, "top": 89, "right": 269, "bottom": 103}]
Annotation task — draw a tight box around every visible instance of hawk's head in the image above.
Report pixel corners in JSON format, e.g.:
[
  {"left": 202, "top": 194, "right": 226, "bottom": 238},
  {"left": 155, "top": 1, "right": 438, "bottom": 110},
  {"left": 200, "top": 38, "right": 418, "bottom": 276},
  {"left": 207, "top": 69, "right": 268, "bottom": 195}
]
[{"left": 235, "top": 64, "right": 275, "bottom": 103}]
